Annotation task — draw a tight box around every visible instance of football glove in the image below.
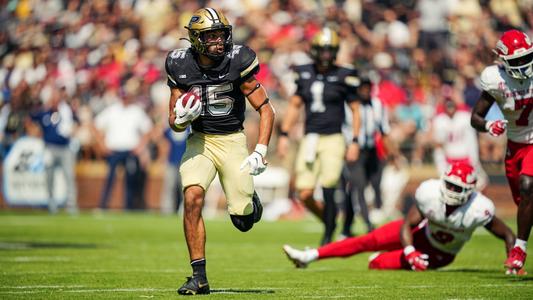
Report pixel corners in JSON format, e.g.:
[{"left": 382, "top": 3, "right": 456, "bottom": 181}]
[
  {"left": 485, "top": 120, "right": 508, "bottom": 137},
  {"left": 174, "top": 93, "right": 202, "bottom": 126},
  {"left": 404, "top": 246, "right": 429, "bottom": 271},
  {"left": 240, "top": 144, "right": 268, "bottom": 176}
]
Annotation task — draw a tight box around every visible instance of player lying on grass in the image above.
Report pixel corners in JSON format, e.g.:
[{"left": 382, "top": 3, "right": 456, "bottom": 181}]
[{"left": 284, "top": 162, "right": 521, "bottom": 273}]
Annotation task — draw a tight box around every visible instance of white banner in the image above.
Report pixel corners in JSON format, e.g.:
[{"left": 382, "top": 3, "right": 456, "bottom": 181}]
[{"left": 3, "top": 137, "right": 67, "bottom": 207}]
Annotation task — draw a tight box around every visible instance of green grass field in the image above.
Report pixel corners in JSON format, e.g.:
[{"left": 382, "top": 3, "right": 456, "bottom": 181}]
[{"left": 0, "top": 211, "right": 532, "bottom": 299}]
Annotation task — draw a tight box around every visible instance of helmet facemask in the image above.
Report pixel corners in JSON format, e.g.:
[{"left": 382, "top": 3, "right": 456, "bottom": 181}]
[
  {"left": 197, "top": 27, "right": 233, "bottom": 61},
  {"left": 310, "top": 45, "right": 339, "bottom": 69},
  {"left": 501, "top": 51, "right": 533, "bottom": 80},
  {"left": 440, "top": 178, "right": 475, "bottom": 205}
]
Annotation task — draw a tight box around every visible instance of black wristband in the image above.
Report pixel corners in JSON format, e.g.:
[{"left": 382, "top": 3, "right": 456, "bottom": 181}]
[
  {"left": 279, "top": 130, "right": 289, "bottom": 137},
  {"left": 352, "top": 136, "right": 359, "bottom": 144}
]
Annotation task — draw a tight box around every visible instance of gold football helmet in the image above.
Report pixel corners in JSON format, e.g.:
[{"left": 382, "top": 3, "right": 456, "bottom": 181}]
[
  {"left": 185, "top": 8, "right": 233, "bottom": 60},
  {"left": 310, "top": 27, "right": 340, "bottom": 69}
]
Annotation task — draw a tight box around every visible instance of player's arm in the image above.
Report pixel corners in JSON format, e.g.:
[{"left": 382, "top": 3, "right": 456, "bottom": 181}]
[
  {"left": 239, "top": 76, "right": 275, "bottom": 176},
  {"left": 400, "top": 205, "right": 429, "bottom": 271},
  {"left": 277, "top": 94, "right": 303, "bottom": 158},
  {"left": 168, "top": 87, "right": 187, "bottom": 132},
  {"left": 400, "top": 205, "right": 423, "bottom": 247},
  {"left": 484, "top": 216, "right": 516, "bottom": 255},
  {"left": 241, "top": 76, "right": 275, "bottom": 147},
  {"left": 346, "top": 100, "right": 361, "bottom": 162},
  {"left": 471, "top": 91, "right": 496, "bottom": 133}
]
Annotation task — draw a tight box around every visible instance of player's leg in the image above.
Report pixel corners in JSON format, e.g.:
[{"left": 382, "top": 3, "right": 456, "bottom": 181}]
[
  {"left": 283, "top": 219, "right": 404, "bottom": 268},
  {"left": 318, "top": 134, "right": 346, "bottom": 244},
  {"left": 341, "top": 165, "right": 355, "bottom": 238},
  {"left": 177, "top": 134, "right": 217, "bottom": 295},
  {"left": 507, "top": 144, "right": 533, "bottom": 271},
  {"left": 217, "top": 132, "right": 258, "bottom": 232},
  {"left": 295, "top": 136, "right": 322, "bottom": 219}
]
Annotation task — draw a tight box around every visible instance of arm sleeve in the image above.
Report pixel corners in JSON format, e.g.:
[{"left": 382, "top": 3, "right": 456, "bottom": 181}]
[
  {"left": 165, "top": 52, "right": 180, "bottom": 89},
  {"left": 344, "top": 69, "right": 360, "bottom": 103},
  {"left": 238, "top": 45, "right": 260, "bottom": 82}
]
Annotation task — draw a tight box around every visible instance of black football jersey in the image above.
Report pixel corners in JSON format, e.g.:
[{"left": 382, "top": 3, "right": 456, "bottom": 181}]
[
  {"left": 165, "top": 45, "right": 260, "bottom": 134},
  {"left": 293, "top": 64, "right": 359, "bottom": 134}
]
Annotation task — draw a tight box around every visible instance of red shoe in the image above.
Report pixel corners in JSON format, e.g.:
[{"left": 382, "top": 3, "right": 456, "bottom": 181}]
[{"left": 504, "top": 246, "right": 527, "bottom": 270}]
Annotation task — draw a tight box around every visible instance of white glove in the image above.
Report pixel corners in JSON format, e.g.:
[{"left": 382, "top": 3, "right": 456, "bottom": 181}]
[
  {"left": 174, "top": 93, "right": 202, "bottom": 126},
  {"left": 240, "top": 144, "right": 268, "bottom": 176}
]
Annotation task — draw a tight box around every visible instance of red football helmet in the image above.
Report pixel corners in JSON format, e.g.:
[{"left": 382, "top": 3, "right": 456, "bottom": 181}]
[
  {"left": 440, "top": 162, "right": 477, "bottom": 205},
  {"left": 494, "top": 29, "right": 533, "bottom": 79}
]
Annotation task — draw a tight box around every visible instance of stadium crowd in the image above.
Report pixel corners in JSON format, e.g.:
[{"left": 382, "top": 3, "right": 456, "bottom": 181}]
[{"left": 1, "top": 0, "right": 532, "bottom": 214}]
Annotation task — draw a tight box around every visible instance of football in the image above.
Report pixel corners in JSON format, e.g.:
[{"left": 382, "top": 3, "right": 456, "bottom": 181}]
[{"left": 181, "top": 91, "right": 200, "bottom": 108}]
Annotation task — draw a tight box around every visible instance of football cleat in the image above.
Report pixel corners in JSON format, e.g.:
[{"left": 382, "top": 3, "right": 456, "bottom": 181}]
[
  {"left": 504, "top": 246, "right": 527, "bottom": 271},
  {"left": 283, "top": 245, "right": 310, "bottom": 269},
  {"left": 177, "top": 276, "right": 210, "bottom": 295},
  {"left": 252, "top": 191, "right": 263, "bottom": 223}
]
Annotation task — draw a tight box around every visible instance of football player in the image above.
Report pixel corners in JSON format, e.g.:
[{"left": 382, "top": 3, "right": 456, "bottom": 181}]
[
  {"left": 433, "top": 94, "right": 488, "bottom": 190},
  {"left": 283, "top": 162, "right": 516, "bottom": 272},
  {"left": 165, "top": 8, "right": 275, "bottom": 295},
  {"left": 471, "top": 29, "right": 533, "bottom": 274},
  {"left": 277, "top": 27, "right": 361, "bottom": 245}
]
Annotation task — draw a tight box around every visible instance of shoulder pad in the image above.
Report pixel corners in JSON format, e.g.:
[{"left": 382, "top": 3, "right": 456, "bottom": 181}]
[
  {"left": 338, "top": 67, "right": 359, "bottom": 87},
  {"left": 165, "top": 48, "right": 191, "bottom": 88},
  {"left": 480, "top": 65, "right": 503, "bottom": 92},
  {"left": 415, "top": 179, "right": 440, "bottom": 211},
  {"left": 230, "top": 45, "right": 259, "bottom": 78}
]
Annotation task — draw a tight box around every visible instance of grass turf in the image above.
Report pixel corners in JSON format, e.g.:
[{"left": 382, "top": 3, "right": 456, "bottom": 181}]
[{"left": 0, "top": 211, "right": 532, "bottom": 299}]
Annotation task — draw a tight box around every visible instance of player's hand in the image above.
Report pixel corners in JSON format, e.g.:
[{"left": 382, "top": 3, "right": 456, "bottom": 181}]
[
  {"left": 346, "top": 143, "right": 360, "bottom": 162},
  {"left": 174, "top": 93, "right": 202, "bottom": 126},
  {"left": 404, "top": 246, "right": 429, "bottom": 271},
  {"left": 240, "top": 144, "right": 268, "bottom": 176},
  {"left": 485, "top": 120, "right": 508, "bottom": 137}
]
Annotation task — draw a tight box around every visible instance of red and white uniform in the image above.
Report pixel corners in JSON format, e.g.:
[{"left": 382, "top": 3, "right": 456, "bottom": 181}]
[
  {"left": 480, "top": 65, "right": 533, "bottom": 204},
  {"left": 415, "top": 179, "right": 495, "bottom": 255},
  {"left": 317, "top": 179, "right": 495, "bottom": 270},
  {"left": 480, "top": 65, "right": 533, "bottom": 144},
  {"left": 433, "top": 111, "right": 480, "bottom": 169}
]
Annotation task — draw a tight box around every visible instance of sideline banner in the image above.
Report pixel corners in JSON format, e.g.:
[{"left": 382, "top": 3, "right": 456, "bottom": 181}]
[{"left": 2, "top": 137, "right": 66, "bottom": 206}]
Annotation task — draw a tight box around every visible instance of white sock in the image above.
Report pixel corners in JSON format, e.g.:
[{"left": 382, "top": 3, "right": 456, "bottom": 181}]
[
  {"left": 305, "top": 249, "right": 319, "bottom": 263},
  {"left": 515, "top": 239, "right": 527, "bottom": 252}
]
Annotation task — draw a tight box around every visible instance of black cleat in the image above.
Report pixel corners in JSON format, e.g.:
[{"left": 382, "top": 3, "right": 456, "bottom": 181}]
[
  {"left": 252, "top": 191, "right": 263, "bottom": 223},
  {"left": 177, "top": 276, "right": 210, "bottom": 295}
]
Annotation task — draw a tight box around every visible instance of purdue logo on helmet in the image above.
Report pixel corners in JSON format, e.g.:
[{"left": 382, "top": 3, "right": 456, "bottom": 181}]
[
  {"left": 185, "top": 8, "right": 233, "bottom": 60},
  {"left": 310, "top": 28, "right": 340, "bottom": 69}
]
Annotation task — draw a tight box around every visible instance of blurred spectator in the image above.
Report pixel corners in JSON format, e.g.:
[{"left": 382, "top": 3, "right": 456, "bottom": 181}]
[
  {"left": 432, "top": 92, "right": 488, "bottom": 191},
  {"left": 29, "top": 85, "right": 78, "bottom": 214},
  {"left": 93, "top": 78, "right": 152, "bottom": 210},
  {"left": 156, "top": 126, "right": 189, "bottom": 215}
]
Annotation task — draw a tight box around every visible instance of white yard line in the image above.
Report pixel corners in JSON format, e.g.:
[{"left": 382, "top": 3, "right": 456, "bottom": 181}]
[{"left": 0, "top": 256, "right": 71, "bottom": 262}]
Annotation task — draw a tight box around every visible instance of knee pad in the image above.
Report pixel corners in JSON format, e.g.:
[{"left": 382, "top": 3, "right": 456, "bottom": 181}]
[{"left": 230, "top": 213, "right": 254, "bottom": 232}]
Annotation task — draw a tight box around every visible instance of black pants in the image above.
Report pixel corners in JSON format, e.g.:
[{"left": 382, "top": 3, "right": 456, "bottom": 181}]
[
  {"left": 100, "top": 151, "right": 145, "bottom": 209},
  {"left": 343, "top": 148, "right": 385, "bottom": 233}
]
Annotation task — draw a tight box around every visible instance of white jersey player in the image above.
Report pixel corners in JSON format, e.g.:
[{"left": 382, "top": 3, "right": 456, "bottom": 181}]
[
  {"left": 471, "top": 29, "right": 533, "bottom": 274},
  {"left": 283, "top": 162, "right": 515, "bottom": 272},
  {"left": 433, "top": 98, "right": 488, "bottom": 189}
]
